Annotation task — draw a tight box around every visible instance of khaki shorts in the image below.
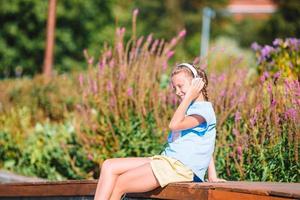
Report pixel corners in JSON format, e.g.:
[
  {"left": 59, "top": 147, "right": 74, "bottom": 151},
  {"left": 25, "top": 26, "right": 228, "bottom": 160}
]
[{"left": 149, "top": 155, "right": 194, "bottom": 187}]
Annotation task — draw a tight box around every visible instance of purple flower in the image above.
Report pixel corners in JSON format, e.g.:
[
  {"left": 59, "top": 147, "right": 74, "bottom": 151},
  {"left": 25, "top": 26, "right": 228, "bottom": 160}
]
[
  {"left": 284, "top": 108, "right": 297, "bottom": 121},
  {"left": 260, "top": 45, "right": 275, "bottom": 61},
  {"left": 273, "top": 71, "right": 281, "bottom": 79},
  {"left": 273, "top": 38, "right": 283, "bottom": 46},
  {"left": 251, "top": 42, "right": 261, "bottom": 51},
  {"left": 287, "top": 38, "right": 300, "bottom": 51}
]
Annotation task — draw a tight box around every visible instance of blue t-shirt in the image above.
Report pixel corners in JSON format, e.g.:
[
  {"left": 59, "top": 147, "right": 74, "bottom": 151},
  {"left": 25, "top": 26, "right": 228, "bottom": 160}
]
[{"left": 161, "top": 101, "right": 216, "bottom": 181}]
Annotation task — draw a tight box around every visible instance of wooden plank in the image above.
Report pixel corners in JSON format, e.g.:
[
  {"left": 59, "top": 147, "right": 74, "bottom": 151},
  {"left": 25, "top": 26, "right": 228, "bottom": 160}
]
[
  {"left": 128, "top": 183, "right": 209, "bottom": 200},
  {"left": 209, "top": 190, "right": 296, "bottom": 200},
  {"left": 0, "top": 180, "right": 97, "bottom": 197},
  {"left": 196, "top": 181, "right": 300, "bottom": 199},
  {"left": 0, "top": 180, "right": 299, "bottom": 199}
]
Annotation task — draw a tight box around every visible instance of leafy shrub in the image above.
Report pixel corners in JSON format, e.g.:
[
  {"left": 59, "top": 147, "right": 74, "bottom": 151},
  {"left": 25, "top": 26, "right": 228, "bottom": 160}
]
[{"left": 251, "top": 38, "right": 300, "bottom": 80}]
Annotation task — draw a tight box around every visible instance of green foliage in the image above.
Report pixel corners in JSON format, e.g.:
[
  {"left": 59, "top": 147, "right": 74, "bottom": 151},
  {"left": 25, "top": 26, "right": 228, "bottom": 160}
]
[
  {"left": 0, "top": 121, "right": 97, "bottom": 180},
  {"left": 258, "top": 0, "right": 300, "bottom": 45}
]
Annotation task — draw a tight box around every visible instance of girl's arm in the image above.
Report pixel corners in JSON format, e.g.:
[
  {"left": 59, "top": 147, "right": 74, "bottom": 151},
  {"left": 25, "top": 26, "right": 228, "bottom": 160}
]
[
  {"left": 169, "top": 79, "right": 205, "bottom": 131},
  {"left": 207, "top": 156, "right": 226, "bottom": 182}
]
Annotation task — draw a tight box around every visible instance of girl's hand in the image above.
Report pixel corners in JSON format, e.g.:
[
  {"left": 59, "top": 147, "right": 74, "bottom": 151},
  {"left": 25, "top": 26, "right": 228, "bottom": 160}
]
[
  {"left": 208, "top": 177, "right": 227, "bottom": 183},
  {"left": 185, "top": 78, "right": 205, "bottom": 100}
]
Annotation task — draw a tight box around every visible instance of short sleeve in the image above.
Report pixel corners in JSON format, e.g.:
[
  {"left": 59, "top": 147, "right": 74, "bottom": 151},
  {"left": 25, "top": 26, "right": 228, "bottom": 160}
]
[{"left": 186, "top": 102, "right": 214, "bottom": 126}]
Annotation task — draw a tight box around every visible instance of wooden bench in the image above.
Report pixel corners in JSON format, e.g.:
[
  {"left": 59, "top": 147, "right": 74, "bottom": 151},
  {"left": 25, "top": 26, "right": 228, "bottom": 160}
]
[{"left": 0, "top": 180, "right": 299, "bottom": 199}]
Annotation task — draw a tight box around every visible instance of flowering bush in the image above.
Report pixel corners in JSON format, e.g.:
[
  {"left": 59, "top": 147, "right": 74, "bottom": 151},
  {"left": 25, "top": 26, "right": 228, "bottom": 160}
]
[
  {"left": 75, "top": 9, "right": 185, "bottom": 163},
  {"left": 251, "top": 38, "right": 300, "bottom": 80},
  {"left": 0, "top": 12, "right": 299, "bottom": 182}
]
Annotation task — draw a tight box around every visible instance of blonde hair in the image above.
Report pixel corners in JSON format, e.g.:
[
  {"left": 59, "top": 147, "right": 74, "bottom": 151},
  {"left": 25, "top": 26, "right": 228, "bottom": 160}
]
[{"left": 171, "top": 63, "right": 209, "bottom": 101}]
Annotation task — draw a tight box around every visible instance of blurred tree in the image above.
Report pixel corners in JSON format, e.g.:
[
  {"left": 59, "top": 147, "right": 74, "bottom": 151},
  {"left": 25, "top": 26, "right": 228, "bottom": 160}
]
[
  {"left": 0, "top": 0, "right": 230, "bottom": 78},
  {"left": 0, "top": 0, "right": 114, "bottom": 78},
  {"left": 258, "top": 0, "right": 300, "bottom": 44}
]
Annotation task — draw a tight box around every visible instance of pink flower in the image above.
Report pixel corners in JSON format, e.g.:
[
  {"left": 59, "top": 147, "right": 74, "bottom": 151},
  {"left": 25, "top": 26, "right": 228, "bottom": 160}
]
[
  {"left": 88, "top": 57, "right": 94, "bottom": 65},
  {"left": 109, "top": 59, "right": 115, "bottom": 68},
  {"left": 260, "top": 74, "right": 266, "bottom": 83},
  {"left": 119, "top": 72, "right": 125, "bottom": 81},
  {"left": 98, "top": 61, "right": 105, "bottom": 71},
  {"left": 170, "top": 38, "right": 177, "bottom": 47},
  {"left": 110, "top": 97, "right": 115, "bottom": 107},
  {"left": 271, "top": 99, "right": 276, "bottom": 107},
  {"left": 285, "top": 108, "right": 297, "bottom": 121},
  {"left": 273, "top": 71, "right": 281, "bottom": 79},
  {"left": 87, "top": 154, "right": 93, "bottom": 161},
  {"left": 255, "top": 104, "right": 262, "bottom": 112},
  {"left": 263, "top": 71, "right": 270, "bottom": 79},
  {"left": 162, "top": 61, "right": 168, "bottom": 71},
  {"left": 237, "top": 146, "right": 243, "bottom": 160},
  {"left": 178, "top": 29, "right": 186, "bottom": 38},
  {"left": 233, "top": 128, "right": 240, "bottom": 137},
  {"left": 267, "top": 83, "right": 273, "bottom": 94},
  {"left": 133, "top": 8, "right": 139, "bottom": 16},
  {"left": 78, "top": 74, "right": 84, "bottom": 87},
  {"left": 238, "top": 93, "right": 246, "bottom": 103},
  {"left": 166, "top": 51, "right": 175, "bottom": 59},
  {"left": 234, "top": 111, "right": 241, "bottom": 123},
  {"left": 151, "top": 39, "right": 159, "bottom": 53},
  {"left": 121, "top": 27, "right": 126, "bottom": 35},
  {"left": 137, "top": 36, "right": 144, "bottom": 48},
  {"left": 92, "top": 80, "right": 98, "bottom": 93},
  {"left": 250, "top": 114, "right": 257, "bottom": 127},
  {"left": 220, "top": 89, "right": 226, "bottom": 98},
  {"left": 106, "top": 50, "right": 112, "bottom": 58},
  {"left": 127, "top": 87, "right": 133, "bottom": 96},
  {"left": 217, "top": 73, "right": 225, "bottom": 82},
  {"left": 146, "top": 34, "right": 153, "bottom": 44},
  {"left": 106, "top": 81, "right": 113, "bottom": 92}
]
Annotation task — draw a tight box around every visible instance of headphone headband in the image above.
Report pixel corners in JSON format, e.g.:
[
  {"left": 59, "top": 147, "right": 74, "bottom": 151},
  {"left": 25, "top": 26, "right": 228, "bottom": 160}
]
[{"left": 177, "top": 63, "right": 198, "bottom": 78}]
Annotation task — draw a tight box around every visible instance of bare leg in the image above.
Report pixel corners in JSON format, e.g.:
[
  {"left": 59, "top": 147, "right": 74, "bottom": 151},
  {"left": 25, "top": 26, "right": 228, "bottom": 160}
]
[
  {"left": 110, "top": 163, "right": 160, "bottom": 200},
  {"left": 94, "top": 157, "right": 151, "bottom": 200}
]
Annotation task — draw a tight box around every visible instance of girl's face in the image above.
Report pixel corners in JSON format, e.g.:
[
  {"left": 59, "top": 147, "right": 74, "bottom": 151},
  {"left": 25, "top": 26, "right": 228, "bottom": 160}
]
[{"left": 171, "top": 72, "right": 192, "bottom": 100}]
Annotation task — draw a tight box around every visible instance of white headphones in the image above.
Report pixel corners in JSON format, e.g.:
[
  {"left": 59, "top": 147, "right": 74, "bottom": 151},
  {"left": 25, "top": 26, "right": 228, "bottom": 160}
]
[{"left": 176, "top": 63, "right": 199, "bottom": 78}]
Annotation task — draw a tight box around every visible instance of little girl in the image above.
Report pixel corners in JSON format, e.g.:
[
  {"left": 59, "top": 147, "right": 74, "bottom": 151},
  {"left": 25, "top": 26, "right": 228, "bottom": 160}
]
[{"left": 94, "top": 63, "right": 224, "bottom": 200}]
